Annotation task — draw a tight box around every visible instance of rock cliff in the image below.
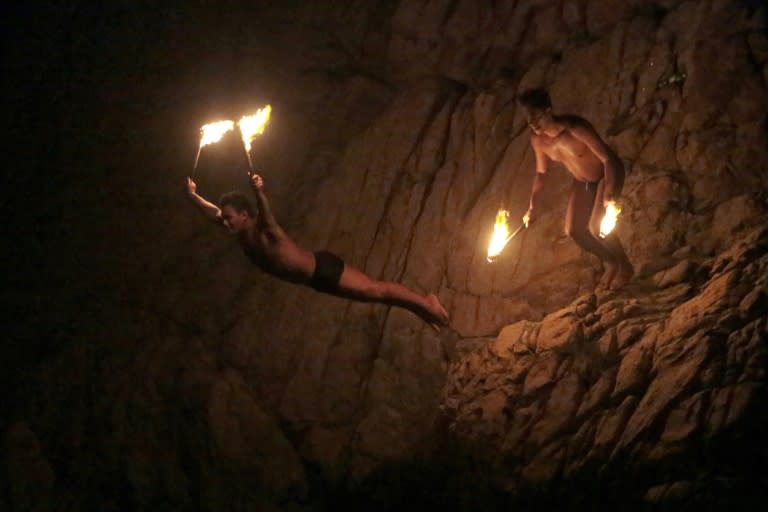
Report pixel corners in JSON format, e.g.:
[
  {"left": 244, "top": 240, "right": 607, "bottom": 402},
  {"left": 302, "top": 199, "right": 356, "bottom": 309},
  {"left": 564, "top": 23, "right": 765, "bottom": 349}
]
[{"left": 3, "top": 1, "right": 767, "bottom": 510}]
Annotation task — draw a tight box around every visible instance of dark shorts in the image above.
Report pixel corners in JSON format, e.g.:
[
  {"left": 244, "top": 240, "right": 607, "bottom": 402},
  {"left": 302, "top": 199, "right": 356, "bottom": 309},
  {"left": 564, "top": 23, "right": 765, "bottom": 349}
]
[{"left": 310, "top": 250, "right": 345, "bottom": 292}]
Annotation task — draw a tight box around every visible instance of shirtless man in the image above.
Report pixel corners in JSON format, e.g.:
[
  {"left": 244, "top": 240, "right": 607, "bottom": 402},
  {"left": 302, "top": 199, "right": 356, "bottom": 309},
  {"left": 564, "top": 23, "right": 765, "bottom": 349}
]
[
  {"left": 518, "top": 88, "right": 633, "bottom": 290},
  {"left": 185, "top": 174, "right": 449, "bottom": 330}
]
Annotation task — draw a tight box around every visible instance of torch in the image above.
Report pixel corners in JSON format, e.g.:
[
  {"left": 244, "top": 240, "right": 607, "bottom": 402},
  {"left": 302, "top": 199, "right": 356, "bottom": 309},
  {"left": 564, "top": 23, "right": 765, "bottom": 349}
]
[
  {"left": 192, "top": 120, "right": 235, "bottom": 177},
  {"left": 237, "top": 104, "right": 272, "bottom": 175},
  {"left": 487, "top": 208, "right": 526, "bottom": 262},
  {"left": 599, "top": 200, "right": 622, "bottom": 238}
]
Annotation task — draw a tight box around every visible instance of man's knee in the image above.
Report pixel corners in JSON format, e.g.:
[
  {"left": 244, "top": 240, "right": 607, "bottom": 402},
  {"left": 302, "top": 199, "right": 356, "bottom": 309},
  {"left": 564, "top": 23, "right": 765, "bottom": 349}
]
[
  {"left": 565, "top": 224, "right": 589, "bottom": 241},
  {"left": 569, "top": 228, "right": 604, "bottom": 254},
  {"left": 361, "top": 280, "right": 388, "bottom": 300}
]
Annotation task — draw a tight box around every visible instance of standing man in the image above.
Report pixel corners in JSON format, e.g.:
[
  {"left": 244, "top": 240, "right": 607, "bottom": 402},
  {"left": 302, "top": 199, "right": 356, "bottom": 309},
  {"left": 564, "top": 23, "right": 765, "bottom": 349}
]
[
  {"left": 185, "top": 173, "right": 450, "bottom": 330},
  {"left": 518, "top": 88, "right": 633, "bottom": 290}
]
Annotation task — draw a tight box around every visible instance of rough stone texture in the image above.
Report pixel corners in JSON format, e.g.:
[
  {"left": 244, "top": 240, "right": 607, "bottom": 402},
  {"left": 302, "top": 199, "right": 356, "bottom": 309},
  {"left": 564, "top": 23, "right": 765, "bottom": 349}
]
[
  {"left": 4, "top": 0, "right": 768, "bottom": 510},
  {"left": 445, "top": 227, "right": 768, "bottom": 506}
]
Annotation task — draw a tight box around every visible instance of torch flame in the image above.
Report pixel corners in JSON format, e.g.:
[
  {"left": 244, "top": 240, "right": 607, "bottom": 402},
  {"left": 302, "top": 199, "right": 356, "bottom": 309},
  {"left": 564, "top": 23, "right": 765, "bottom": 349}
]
[
  {"left": 238, "top": 105, "right": 272, "bottom": 153},
  {"left": 487, "top": 209, "right": 512, "bottom": 262},
  {"left": 599, "top": 201, "right": 622, "bottom": 238},
  {"left": 199, "top": 120, "right": 235, "bottom": 148}
]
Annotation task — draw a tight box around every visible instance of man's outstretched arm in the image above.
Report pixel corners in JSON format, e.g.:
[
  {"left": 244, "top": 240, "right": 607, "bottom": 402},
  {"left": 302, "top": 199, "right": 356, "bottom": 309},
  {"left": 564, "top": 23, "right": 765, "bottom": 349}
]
[
  {"left": 186, "top": 177, "right": 223, "bottom": 223},
  {"left": 249, "top": 174, "right": 280, "bottom": 231}
]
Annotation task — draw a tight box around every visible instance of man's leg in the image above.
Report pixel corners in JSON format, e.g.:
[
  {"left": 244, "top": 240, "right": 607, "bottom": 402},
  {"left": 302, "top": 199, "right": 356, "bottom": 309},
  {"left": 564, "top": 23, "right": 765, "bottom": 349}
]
[
  {"left": 565, "top": 180, "right": 617, "bottom": 264},
  {"left": 333, "top": 264, "right": 449, "bottom": 329},
  {"left": 589, "top": 181, "right": 634, "bottom": 290}
]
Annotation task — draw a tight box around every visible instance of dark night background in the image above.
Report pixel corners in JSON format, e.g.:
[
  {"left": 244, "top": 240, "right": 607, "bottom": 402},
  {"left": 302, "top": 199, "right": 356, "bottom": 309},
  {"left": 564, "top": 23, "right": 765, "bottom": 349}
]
[{"left": 3, "top": 1, "right": 272, "bottom": 413}]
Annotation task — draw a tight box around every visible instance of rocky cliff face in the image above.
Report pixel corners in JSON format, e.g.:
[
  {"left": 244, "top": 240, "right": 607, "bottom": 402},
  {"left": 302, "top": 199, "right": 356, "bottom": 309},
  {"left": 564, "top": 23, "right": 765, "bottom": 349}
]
[
  {"left": 4, "top": 1, "right": 767, "bottom": 510},
  {"left": 443, "top": 227, "right": 768, "bottom": 507}
]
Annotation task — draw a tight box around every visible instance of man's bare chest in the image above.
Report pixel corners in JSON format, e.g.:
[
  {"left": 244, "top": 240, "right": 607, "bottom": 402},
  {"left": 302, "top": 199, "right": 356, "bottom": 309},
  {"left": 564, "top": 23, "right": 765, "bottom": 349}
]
[{"left": 540, "top": 134, "right": 591, "bottom": 163}]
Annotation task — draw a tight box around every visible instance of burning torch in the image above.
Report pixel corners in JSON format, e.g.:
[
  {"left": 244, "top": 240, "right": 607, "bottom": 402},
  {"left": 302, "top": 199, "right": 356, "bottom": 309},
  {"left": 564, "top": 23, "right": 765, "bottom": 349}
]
[
  {"left": 599, "top": 200, "right": 621, "bottom": 238},
  {"left": 192, "top": 120, "right": 235, "bottom": 177},
  {"left": 487, "top": 208, "right": 526, "bottom": 262},
  {"left": 237, "top": 104, "right": 272, "bottom": 175}
]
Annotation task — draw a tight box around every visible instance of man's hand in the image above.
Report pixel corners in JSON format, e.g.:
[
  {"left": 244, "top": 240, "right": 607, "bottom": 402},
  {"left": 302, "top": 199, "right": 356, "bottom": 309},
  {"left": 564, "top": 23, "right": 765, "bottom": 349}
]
[
  {"left": 249, "top": 173, "right": 279, "bottom": 229},
  {"left": 186, "top": 177, "right": 197, "bottom": 195},
  {"left": 523, "top": 208, "right": 535, "bottom": 228},
  {"left": 250, "top": 173, "right": 264, "bottom": 191}
]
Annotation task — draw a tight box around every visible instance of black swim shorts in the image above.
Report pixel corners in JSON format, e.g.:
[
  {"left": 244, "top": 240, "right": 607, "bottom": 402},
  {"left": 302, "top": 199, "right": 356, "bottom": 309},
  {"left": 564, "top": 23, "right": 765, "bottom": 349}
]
[{"left": 310, "top": 250, "right": 345, "bottom": 292}]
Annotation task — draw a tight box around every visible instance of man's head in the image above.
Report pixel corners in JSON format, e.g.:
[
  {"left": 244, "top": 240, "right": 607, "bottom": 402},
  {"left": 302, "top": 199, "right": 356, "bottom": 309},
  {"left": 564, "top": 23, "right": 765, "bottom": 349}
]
[
  {"left": 518, "top": 88, "right": 554, "bottom": 134},
  {"left": 219, "top": 191, "right": 255, "bottom": 234}
]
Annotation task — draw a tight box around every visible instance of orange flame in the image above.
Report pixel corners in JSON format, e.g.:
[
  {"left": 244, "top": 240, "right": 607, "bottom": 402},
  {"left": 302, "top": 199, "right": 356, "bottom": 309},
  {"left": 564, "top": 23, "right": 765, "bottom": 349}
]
[
  {"left": 487, "top": 209, "right": 512, "bottom": 262},
  {"left": 199, "top": 120, "right": 235, "bottom": 147},
  {"left": 599, "top": 201, "right": 621, "bottom": 238},
  {"left": 238, "top": 105, "right": 272, "bottom": 153}
]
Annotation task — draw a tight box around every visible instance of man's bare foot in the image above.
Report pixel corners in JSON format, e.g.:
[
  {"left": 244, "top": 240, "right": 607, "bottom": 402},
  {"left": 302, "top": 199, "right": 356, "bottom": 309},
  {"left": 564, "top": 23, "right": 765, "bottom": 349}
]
[
  {"left": 424, "top": 293, "right": 449, "bottom": 332},
  {"left": 609, "top": 260, "right": 634, "bottom": 290}
]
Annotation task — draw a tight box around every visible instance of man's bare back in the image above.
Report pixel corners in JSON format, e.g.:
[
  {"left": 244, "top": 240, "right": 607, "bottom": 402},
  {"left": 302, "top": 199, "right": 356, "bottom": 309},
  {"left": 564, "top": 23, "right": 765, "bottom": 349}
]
[
  {"left": 237, "top": 228, "right": 315, "bottom": 284},
  {"left": 222, "top": 175, "right": 316, "bottom": 284}
]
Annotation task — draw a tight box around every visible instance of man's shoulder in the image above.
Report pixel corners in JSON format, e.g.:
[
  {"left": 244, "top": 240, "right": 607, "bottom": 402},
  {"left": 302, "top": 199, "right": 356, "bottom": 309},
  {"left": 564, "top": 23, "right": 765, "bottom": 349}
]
[
  {"left": 530, "top": 132, "right": 549, "bottom": 149},
  {"left": 557, "top": 114, "right": 591, "bottom": 129}
]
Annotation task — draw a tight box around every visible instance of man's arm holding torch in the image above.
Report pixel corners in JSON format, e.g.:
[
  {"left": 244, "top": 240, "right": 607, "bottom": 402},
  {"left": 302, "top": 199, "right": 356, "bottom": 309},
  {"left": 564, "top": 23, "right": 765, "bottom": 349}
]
[
  {"left": 570, "top": 122, "right": 626, "bottom": 238},
  {"left": 186, "top": 177, "right": 223, "bottom": 223},
  {"left": 523, "top": 142, "right": 549, "bottom": 227},
  {"left": 571, "top": 123, "right": 623, "bottom": 203},
  {"left": 249, "top": 174, "right": 280, "bottom": 232}
]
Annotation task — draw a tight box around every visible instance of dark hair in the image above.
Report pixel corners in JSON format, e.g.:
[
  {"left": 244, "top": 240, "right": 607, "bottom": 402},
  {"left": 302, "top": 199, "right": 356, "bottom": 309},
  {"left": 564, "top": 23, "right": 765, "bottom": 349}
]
[
  {"left": 518, "top": 88, "right": 552, "bottom": 110},
  {"left": 219, "top": 191, "right": 255, "bottom": 217}
]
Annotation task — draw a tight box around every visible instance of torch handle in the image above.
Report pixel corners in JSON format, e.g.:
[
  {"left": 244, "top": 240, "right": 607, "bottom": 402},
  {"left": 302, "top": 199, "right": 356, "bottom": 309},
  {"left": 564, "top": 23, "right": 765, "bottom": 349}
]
[
  {"left": 192, "top": 145, "right": 203, "bottom": 178},
  {"left": 508, "top": 223, "right": 525, "bottom": 240},
  {"left": 243, "top": 145, "right": 255, "bottom": 176}
]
